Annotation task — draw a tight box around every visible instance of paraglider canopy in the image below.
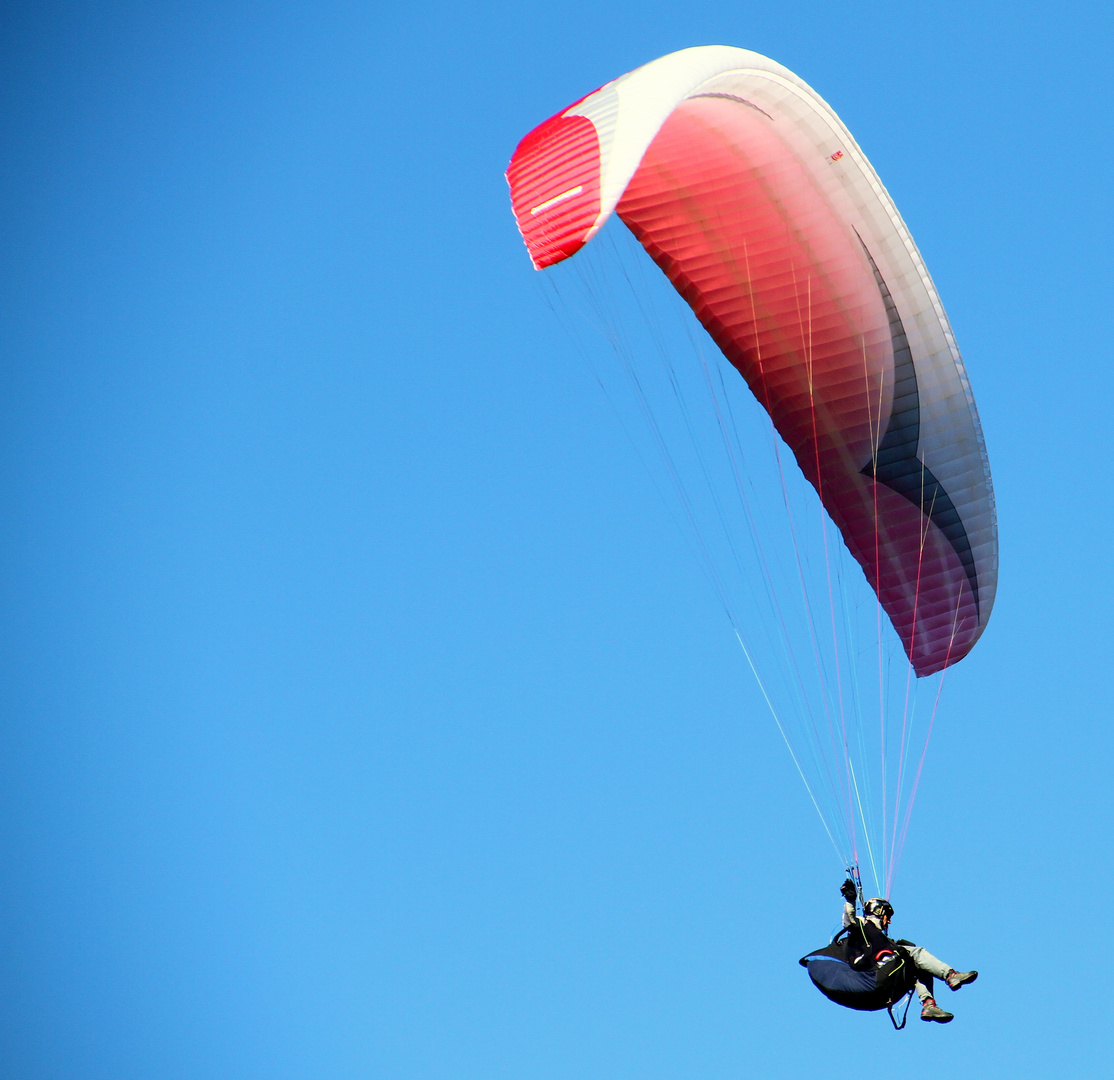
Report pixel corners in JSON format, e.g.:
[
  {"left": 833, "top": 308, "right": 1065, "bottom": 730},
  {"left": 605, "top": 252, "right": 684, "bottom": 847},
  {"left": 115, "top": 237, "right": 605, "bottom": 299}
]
[{"left": 507, "top": 46, "right": 997, "bottom": 677}]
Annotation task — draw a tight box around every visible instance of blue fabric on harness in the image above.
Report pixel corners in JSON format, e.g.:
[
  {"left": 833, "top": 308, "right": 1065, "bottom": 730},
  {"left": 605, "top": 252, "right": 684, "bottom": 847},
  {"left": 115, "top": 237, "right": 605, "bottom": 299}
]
[{"left": 805, "top": 957, "right": 877, "bottom": 996}]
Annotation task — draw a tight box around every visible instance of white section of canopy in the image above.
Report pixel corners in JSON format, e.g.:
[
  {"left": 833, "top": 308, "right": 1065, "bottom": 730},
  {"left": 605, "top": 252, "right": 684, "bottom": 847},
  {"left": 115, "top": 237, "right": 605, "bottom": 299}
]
[{"left": 566, "top": 47, "right": 794, "bottom": 237}]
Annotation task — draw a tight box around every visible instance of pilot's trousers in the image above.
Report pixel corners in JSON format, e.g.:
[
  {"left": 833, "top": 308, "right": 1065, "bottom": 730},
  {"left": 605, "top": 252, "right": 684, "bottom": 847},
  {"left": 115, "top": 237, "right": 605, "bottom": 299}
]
[{"left": 904, "top": 945, "right": 954, "bottom": 1002}]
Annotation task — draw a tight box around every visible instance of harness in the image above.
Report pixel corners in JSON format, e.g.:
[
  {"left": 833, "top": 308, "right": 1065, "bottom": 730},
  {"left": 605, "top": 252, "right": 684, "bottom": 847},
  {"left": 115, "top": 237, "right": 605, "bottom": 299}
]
[{"left": 799, "top": 928, "right": 916, "bottom": 1028}]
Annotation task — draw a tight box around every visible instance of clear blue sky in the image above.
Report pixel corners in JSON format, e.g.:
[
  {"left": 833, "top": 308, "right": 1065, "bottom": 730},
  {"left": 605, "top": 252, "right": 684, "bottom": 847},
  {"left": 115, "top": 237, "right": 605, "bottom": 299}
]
[{"left": 2, "top": 2, "right": 1111, "bottom": 1077}]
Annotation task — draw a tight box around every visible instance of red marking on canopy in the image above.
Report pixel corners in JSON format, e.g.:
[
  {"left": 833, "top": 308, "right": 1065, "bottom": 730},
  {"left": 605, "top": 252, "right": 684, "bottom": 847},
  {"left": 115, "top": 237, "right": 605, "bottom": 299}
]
[{"left": 507, "top": 109, "right": 602, "bottom": 270}]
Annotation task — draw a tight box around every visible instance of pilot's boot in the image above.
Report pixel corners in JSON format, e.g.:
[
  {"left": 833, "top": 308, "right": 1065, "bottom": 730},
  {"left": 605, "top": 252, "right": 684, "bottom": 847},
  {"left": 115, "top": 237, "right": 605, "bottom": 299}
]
[
  {"left": 920, "top": 998, "right": 954, "bottom": 1023},
  {"left": 945, "top": 969, "right": 978, "bottom": 990}
]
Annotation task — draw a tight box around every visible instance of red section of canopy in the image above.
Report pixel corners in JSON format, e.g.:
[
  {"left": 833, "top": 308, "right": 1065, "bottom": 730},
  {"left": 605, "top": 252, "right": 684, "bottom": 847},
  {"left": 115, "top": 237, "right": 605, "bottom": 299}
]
[
  {"left": 616, "top": 97, "right": 979, "bottom": 674},
  {"left": 507, "top": 111, "right": 602, "bottom": 269}
]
